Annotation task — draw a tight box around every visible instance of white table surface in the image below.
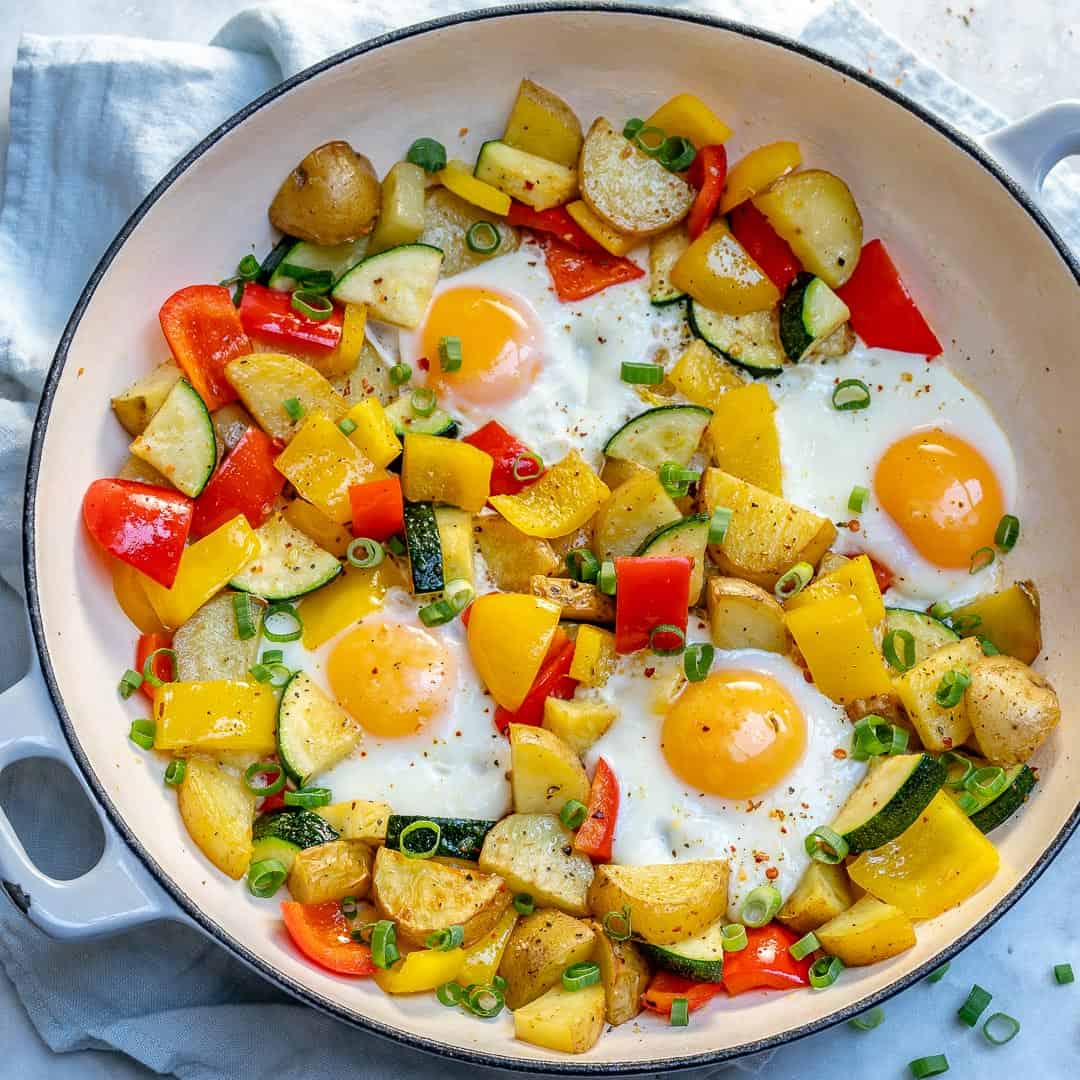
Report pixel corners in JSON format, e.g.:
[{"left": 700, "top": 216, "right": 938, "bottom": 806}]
[{"left": 1, "top": 2, "right": 1078, "bottom": 1078}]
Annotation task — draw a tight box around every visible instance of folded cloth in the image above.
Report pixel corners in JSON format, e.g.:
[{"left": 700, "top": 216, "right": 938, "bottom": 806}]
[{"left": 0, "top": 2, "right": 1076, "bottom": 1078}]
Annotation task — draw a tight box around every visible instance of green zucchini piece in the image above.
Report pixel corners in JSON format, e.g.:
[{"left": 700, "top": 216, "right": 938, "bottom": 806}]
[
  {"left": 331, "top": 243, "right": 444, "bottom": 329},
  {"left": 636, "top": 513, "right": 710, "bottom": 602},
  {"left": 687, "top": 300, "right": 785, "bottom": 377},
  {"left": 778, "top": 273, "right": 850, "bottom": 360},
  {"left": 403, "top": 501, "right": 444, "bottom": 594},
  {"left": 252, "top": 808, "right": 339, "bottom": 849},
  {"left": 884, "top": 609, "right": 960, "bottom": 666},
  {"left": 277, "top": 671, "right": 363, "bottom": 785},
  {"left": 473, "top": 140, "right": 578, "bottom": 210},
  {"left": 950, "top": 762, "right": 1037, "bottom": 834},
  {"left": 384, "top": 394, "right": 459, "bottom": 438},
  {"left": 230, "top": 513, "right": 341, "bottom": 600},
  {"left": 603, "top": 405, "right": 712, "bottom": 469},
  {"left": 830, "top": 752, "right": 947, "bottom": 854},
  {"left": 640, "top": 918, "right": 725, "bottom": 982},
  {"left": 385, "top": 814, "right": 498, "bottom": 862},
  {"left": 268, "top": 237, "right": 369, "bottom": 292},
  {"left": 649, "top": 230, "right": 689, "bottom": 305},
  {"left": 251, "top": 834, "right": 302, "bottom": 874},
  {"left": 128, "top": 378, "right": 217, "bottom": 497}
]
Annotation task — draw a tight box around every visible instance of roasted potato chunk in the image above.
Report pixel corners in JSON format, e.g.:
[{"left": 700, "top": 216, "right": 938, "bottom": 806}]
[
  {"left": 592, "top": 471, "right": 681, "bottom": 562},
  {"left": 503, "top": 79, "right": 583, "bottom": 168},
  {"left": 509, "top": 724, "right": 590, "bottom": 815},
  {"left": 419, "top": 187, "right": 520, "bottom": 277},
  {"left": 777, "top": 862, "right": 853, "bottom": 936},
  {"left": 542, "top": 697, "right": 617, "bottom": 756},
  {"left": 499, "top": 909, "right": 597, "bottom": 1009},
  {"left": 513, "top": 982, "right": 605, "bottom": 1055},
  {"left": 706, "top": 577, "right": 790, "bottom": 653},
  {"left": 177, "top": 755, "right": 255, "bottom": 879},
  {"left": 530, "top": 575, "right": 615, "bottom": 624},
  {"left": 814, "top": 894, "right": 916, "bottom": 966},
  {"left": 592, "top": 922, "right": 651, "bottom": 1025},
  {"left": 288, "top": 839, "right": 372, "bottom": 905},
  {"left": 894, "top": 637, "right": 983, "bottom": 752},
  {"left": 966, "top": 655, "right": 1061, "bottom": 764},
  {"left": 314, "top": 799, "right": 391, "bottom": 844},
  {"left": 473, "top": 514, "right": 560, "bottom": 592},
  {"left": 269, "top": 141, "right": 380, "bottom": 245},
  {"left": 174, "top": 591, "right": 263, "bottom": 682},
  {"left": 111, "top": 360, "right": 182, "bottom": 436}
]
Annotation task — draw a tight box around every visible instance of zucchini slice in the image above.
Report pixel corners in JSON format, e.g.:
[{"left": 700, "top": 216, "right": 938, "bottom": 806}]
[
  {"left": 385, "top": 815, "right": 498, "bottom": 862},
  {"left": 250, "top": 834, "right": 303, "bottom": 874},
  {"left": 635, "top": 513, "right": 710, "bottom": 603},
  {"left": 778, "top": 273, "right": 850, "bottom": 360},
  {"left": 252, "top": 808, "right": 339, "bottom": 850},
  {"left": 948, "top": 761, "right": 1037, "bottom": 834},
  {"left": 277, "top": 671, "right": 363, "bottom": 785},
  {"left": 230, "top": 513, "right": 341, "bottom": 600},
  {"left": 331, "top": 243, "right": 444, "bottom": 329},
  {"left": 830, "top": 752, "right": 947, "bottom": 854},
  {"left": 128, "top": 378, "right": 216, "bottom": 497},
  {"left": 688, "top": 300, "right": 785, "bottom": 377},
  {"left": 603, "top": 405, "right": 712, "bottom": 469},
  {"left": 384, "top": 394, "right": 459, "bottom": 438},
  {"left": 884, "top": 608, "right": 959, "bottom": 666},
  {"left": 268, "top": 237, "right": 369, "bottom": 292},
  {"left": 473, "top": 139, "right": 578, "bottom": 211},
  {"left": 640, "top": 918, "right": 725, "bottom": 982},
  {"left": 648, "top": 229, "right": 689, "bottom": 305},
  {"left": 403, "top": 501, "right": 444, "bottom": 593}
]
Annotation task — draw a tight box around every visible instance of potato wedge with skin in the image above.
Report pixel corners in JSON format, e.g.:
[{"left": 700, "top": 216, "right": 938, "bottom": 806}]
[
  {"left": 950, "top": 581, "right": 1042, "bottom": 665},
  {"left": 479, "top": 814, "right": 594, "bottom": 915},
  {"left": 777, "top": 862, "right": 853, "bottom": 936},
  {"left": 893, "top": 637, "right": 984, "bottom": 753},
  {"left": 509, "top": 723, "right": 591, "bottom": 814},
  {"left": 530, "top": 575, "right": 615, "bottom": 624},
  {"left": 966, "top": 655, "right": 1061, "bottom": 764},
  {"left": 591, "top": 922, "right": 651, "bottom": 1025},
  {"left": 543, "top": 697, "right": 617, "bottom": 756},
  {"left": 814, "top": 894, "right": 916, "bottom": 966},
  {"left": 706, "top": 577, "right": 790, "bottom": 654},
  {"left": 418, "top": 188, "right": 520, "bottom": 277},
  {"left": 499, "top": 909, "right": 597, "bottom": 1009},
  {"left": 330, "top": 337, "right": 396, "bottom": 406},
  {"left": 111, "top": 360, "right": 182, "bottom": 436},
  {"left": 288, "top": 839, "right": 373, "bottom": 905},
  {"left": 269, "top": 141, "right": 381, "bottom": 245},
  {"left": 580, "top": 117, "right": 694, "bottom": 237},
  {"left": 372, "top": 846, "right": 510, "bottom": 947},
  {"left": 503, "top": 79, "right": 584, "bottom": 168},
  {"left": 592, "top": 471, "right": 681, "bottom": 562},
  {"left": 473, "top": 514, "right": 560, "bottom": 592},
  {"left": 173, "top": 591, "right": 264, "bottom": 682},
  {"left": 513, "top": 982, "right": 605, "bottom": 1055},
  {"left": 177, "top": 755, "right": 256, "bottom": 879},
  {"left": 587, "top": 860, "right": 729, "bottom": 945}
]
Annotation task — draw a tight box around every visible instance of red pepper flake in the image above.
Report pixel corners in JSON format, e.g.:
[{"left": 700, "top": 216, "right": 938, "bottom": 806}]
[
  {"left": 765, "top": 867, "right": 779, "bottom": 881},
  {"left": 418, "top": 356, "right": 429, "bottom": 371},
  {"left": 458, "top": 127, "right": 469, "bottom": 137},
  {"left": 833, "top": 747, "right": 848, "bottom": 760},
  {"left": 643, "top": 667, "right": 656, "bottom": 678}
]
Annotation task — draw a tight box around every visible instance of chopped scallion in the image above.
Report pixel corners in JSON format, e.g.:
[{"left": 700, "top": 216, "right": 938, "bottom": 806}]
[
  {"left": 426, "top": 924, "right": 465, "bottom": 951},
  {"left": 282, "top": 396, "right": 304, "bottom": 422},
  {"left": 232, "top": 592, "right": 259, "bottom": 641},
  {"left": 465, "top": 983, "right": 504, "bottom": 1018},
  {"left": 683, "top": 642, "right": 715, "bottom": 683},
  {"left": 789, "top": 932, "right": 820, "bottom": 961},
  {"left": 805, "top": 826, "right": 849, "bottom": 865},
  {"left": 399, "top": 819, "right": 441, "bottom": 859},
  {"left": 721, "top": 923, "right": 748, "bottom": 952},
  {"left": 262, "top": 602, "right": 303, "bottom": 643},
  {"left": 559, "top": 799, "right": 588, "bottom": 830},
  {"left": 774, "top": 561, "right": 813, "bottom": 600},
  {"left": 849, "top": 1005, "right": 885, "bottom": 1030},
  {"left": 883, "top": 628, "right": 916, "bottom": 672},
  {"left": 982, "top": 1012, "right": 1020, "bottom": 1046},
  {"left": 670, "top": 997, "right": 690, "bottom": 1026},
  {"left": 128, "top": 719, "right": 155, "bottom": 751},
  {"left": 243, "top": 761, "right": 286, "bottom": 797},
  {"left": 598, "top": 560, "right": 617, "bottom": 596},
  {"left": 740, "top": 884, "right": 782, "bottom": 927},
  {"left": 659, "top": 135, "right": 696, "bottom": 172},
  {"left": 437, "top": 981, "right": 465, "bottom": 1006},
  {"left": 562, "top": 961, "right": 601, "bottom": 991},
  {"left": 909, "top": 1054, "right": 949, "bottom": 1078},
  {"left": 809, "top": 954, "right": 844, "bottom": 989},
  {"left": 246, "top": 858, "right": 287, "bottom": 898},
  {"left": 969, "top": 546, "right": 995, "bottom": 574},
  {"left": 465, "top": 220, "right": 500, "bottom": 254},
  {"left": 283, "top": 786, "right": 331, "bottom": 809},
  {"left": 406, "top": 137, "right": 447, "bottom": 173},
  {"left": 512, "top": 452, "right": 543, "bottom": 483},
  {"left": 994, "top": 514, "right": 1020, "bottom": 552},
  {"left": 566, "top": 548, "right": 600, "bottom": 583},
  {"left": 338, "top": 417, "right": 358, "bottom": 436},
  {"left": 926, "top": 961, "right": 950, "bottom": 983},
  {"left": 513, "top": 892, "right": 535, "bottom": 916},
  {"left": 708, "top": 507, "right": 733, "bottom": 545},
  {"left": 164, "top": 759, "right": 186, "bottom": 787},
  {"left": 291, "top": 290, "right": 334, "bottom": 321},
  {"left": 1054, "top": 962, "right": 1075, "bottom": 985},
  {"left": 370, "top": 919, "right": 400, "bottom": 970},
  {"left": 649, "top": 622, "right": 686, "bottom": 656},
  {"left": 410, "top": 387, "right": 437, "bottom": 417},
  {"left": 620, "top": 361, "right": 664, "bottom": 385},
  {"left": 848, "top": 485, "right": 869, "bottom": 513},
  {"left": 347, "top": 537, "right": 385, "bottom": 569},
  {"left": 142, "top": 647, "right": 177, "bottom": 688},
  {"left": 602, "top": 905, "right": 632, "bottom": 941},
  {"left": 438, "top": 335, "right": 463, "bottom": 373},
  {"left": 957, "top": 983, "right": 992, "bottom": 1026},
  {"left": 118, "top": 668, "right": 143, "bottom": 699},
  {"left": 389, "top": 363, "right": 412, "bottom": 385},
  {"left": 832, "top": 378, "right": 872, "bottom": 411},
  {"left": 934, "top": 667, "right": 971, "bottom": 708}
]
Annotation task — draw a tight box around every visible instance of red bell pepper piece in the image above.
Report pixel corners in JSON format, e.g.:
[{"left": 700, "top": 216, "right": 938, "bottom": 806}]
[
  {"left": 573, "top": 757, "right": 619, "bottom": 861},
  {"left": 722, "top": 923, "right": 812, "bottom": 995},
  {"left": 191, "top": 426, "right": 284, "bottom": 538},
  {"left": 835, "top": 239, "right": 942, "bottom": 356},
  {"left": 867, "top": 554, "right": 895, "bottom": 594},
  {"left": 239, "top": 282, "right": 343, "bottom": 356},
  {"left": 349, "top": 476, "right": 404, "bottom": 542},
  {"left": 642, "top": 971, "right": 724, "bottom": 1016},
  {"left": 158, "top": 284, "right": 250, "bottom": 411},
  {"left": 494, "top": 629, "right": 577, "bottom": 733},
  {"left": 462, "top": 420, "right": 544, "bottom": 496},
  {"left": 281, "top": 900, "right": 376, "bottom": 976},
  {"left": 686, "top": 145, "right": 728, "bottom": 240},
  {"left": 83, "top": 478, "right": 193, "bottom": 588},
  {"left": 542, "top": 237, "right": 645, "bottom": 302},
  {"left": 613, "top": 556, "right": 692, "bottom": 654},
  {"left": 135, "top": 632, "right": 174, "bottom": 703},
  {"left": 507, "top": 201, "right": 605, "bottom": 254},
  {"left": 729, "top": 202, "right": 801, "bottom": 292}
]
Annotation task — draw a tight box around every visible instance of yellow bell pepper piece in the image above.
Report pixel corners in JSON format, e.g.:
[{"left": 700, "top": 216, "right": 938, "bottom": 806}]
[
  {"left": 719, "top": 140, "right": 802, "bottom": 214},
  {"left": 568, "top": 625, "right": 617, "bottom": 688},
  {"left": 566, "top": 200, "right": 636, "bottom": 256},
  {"left": 111, "top": 559, "right": 165, "bottom": 634},
  {"left": 707, "top": 382, "right": 782, "bottom": 495},
  {"left": 646, "top": 93, "right": 732, "bottom": 148},
  {"left": 848, "top": 792, "right": 1000, "bottom": 919},
  {"left": 457, "top": 908, "right": 518, "bottom": 986},
  {"left": 281, "top": 498, "right": 352, "bottom": 558},
  {"left": 143, "top": 515, "right": 259, "bottom": 629},
  {"left": 344, "top": 397, "right": 401, "bottom": 468},
  {"left": 300, "top": 561, "right": 406, "bottom": 650},
  {"left": 154, "top": 680, "right": 277, "bottom": 754},
  {"left": 668, "top": 339, "right": 743, "bottom": 407},
  {"left": 400, "top": 433, "right": 492, "bottom": 513},
  {"left": 670, "top": 222, "right": 780, "bottom": 316},
  {"left": 372, "top": 946, "right": 465, "bottom": 994},
  {"left": 467, "top": 592, "right": 561, "bottom": 711},
  {"left": 313, "top": 302, "right": 367, "bottom": 379},
  {"left": 274, "top": 411, "right": 383, "bottom": 523},
  {"left": 490, "top": 450, "right": 610, "bottom": 539},
  {"left": 438, "top": 160, "right": 511, "bottom": 216},
  {"left": 786, "top": 592, "right": 893, "bottom": 703},
  {"left": 786, "top": 554, "right": 885, "bottom": 628}
]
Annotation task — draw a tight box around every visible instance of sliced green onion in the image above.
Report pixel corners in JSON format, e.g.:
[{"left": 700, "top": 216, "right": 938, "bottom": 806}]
[
  {"left": 848, "top": 485, "right": 869, "bottom": 513},
  {"left": 426, "top": 925, "right": 465, "bottom": 951},
  {"left": 438, "top": 335, "right": 463, "bottom": 373},
  {"left": 371, "top": 919, "right": 400, "bottom": 969},
  {"left": 164, "top": 759, "right": 186, "bottom": 786},
  {"left": 562, "top": 961, "right": 601, "bottom": 991},
  {"left": 670, "top": 997, "right": 690, "bottom": 1027},
  {"left": 220, "top": 254, "right": 261, "bottom": 288},
  {"left": 142, "top": 647, "right": 177, "bottom": 688},
  {"left": 283, "top": 786, "right": 331, "bottom": 809},
  {"left": 883, "top": 628, "right": 916, "bottom": 672},
  {"left": 437, "top": 980, "right": 465, "bottom": 1006},
  {"left": 949, "top": 612, "right": 982, "bottom": 634},
  {"left": 512, "top": 452, "right": 543, "bottom": 483},
  {"left": 249, "top": 661, "right": 292, "bottom": 687},
  {"left": 789, "top": 932, "right": 820, "bottom": 961},
  {"left": 347, "top": 537, "right": 385, "bottom": 569},
  {"left": 982, "top": 1012, "right": 1020, "bottom": 1046},
  {"left": 282, "top": 396, "right": 304, "bottom": 422},
  {"left": 128, "top": 719, "right": 155, "bottom": 750},
  {"left": 659, "top": 136, "right": 696, "bottom": 172},
  {"left": 387, "top": 535, "right": 406, "bottom": 556},
  {"left": 832, "top": 378, "right": 872, "bottom": 411},
  {"left": 118, "top": 668, "right": 143, "bottom": 699},
  {"left": 243, "top": 761, "right": 286, "bottom": 796},
  {"left": 598, "top": 560, "right": 617, "bottom": 596},
  {"left": 419, "top": 598, "right": 458, "bottom": 627},
  {"left": 957, "top": 983, "right": 992, "bottom": 1026},
  {"left": 602, "top": 906, "right": 632, "bottom": 941},
  {"left": 926, "top": 961, "right": 950, "bottom": 984},
  {"left": 994, "top": 514, "right": 1020, "bottom": 552},
  {"left": 389, "top": 363, "right": 412, "bottom": 385},
  {"left": 708, "top": 507, "right": 733, "bottom": 545},
  {"left": 262, "top": 649, "right": 284, "bottom": 664},
  {"left": 740, "top": 884, "right": 782, "bottom": 927},
  {"left": 978, "top": 636, "right": 1000, "bottom": 656},
  {"left": 909, "top": 1054, "right": 949, "bottom": 1078},
  {"left": 465, "top": 983, "right": 504, "bottom": 1018},
  {"left": 338, "top": 417, "right": 358, "bottom": 436},
  {"left": 399, "top": 819, "right": 441, "bottom": 859},
  {"left": 622, "top": 118, "right": 645, "bottom": 139},
  {"left": 566, "top": 548, "right": 600, "bottom": 583},
  {"left": 560, "top": 799, "right": 588, "bottom": 830},
  {"left": 721, "top": 923, "right": 748, "bottom": 952},
  {"left": 406, "top": 137, "right": 447, "bottom": 173},
  {"left": 233, "top": 592, "right": 259, "bottom": 640},
  {"left": 929, "top": 600, "right": 952, "bottom": 621},
  {"left": 263, "top": 602, "right": 303, "bottom": 643},
  {"left": 649, "top": 623, "right": 686, "bottom": 656},
  {"left": 247, "top": 858, "right": 287, "bottom": 898},
  {"left": 969, "top": 546, "right": 995, "bottom": 574},
  {"left": 620, "top": 361, "right": 664, "bottom": 385},
  {"left": 888, "top": 725, "right": 909, "bottom": 754},
  {"left": 410, "top": 387, "right": 437, "bottom": 417},
  {"left": 659, "top": 461, "right": 700, "bottom": 498},
  {"left": 444, "top": 578, "right": 475, "bottom": 614},
  {"left": 514, "top": 892, "right": 535, "bottom": 916},
  {"left": 809, "top": 955, "right": 844, "bottom": 989},
  {"left": 632, "top": 125, "right": 666, "bottom": 156},
  {"left": 940, "top": 751, "right": 975, "bottom": 791},
  {"left": 966, "top": 765, "right": 1007, "bottom": 801},
  {"left": 774, "top": 561, "right": 813, "bottom": 600},
  {"left": 1054, "top": 962, "right": 1075, "bottom": 984},
  {"left": 934, "top": 667, "right": 971, "bottom": 708},
  {"left": 805, "top": 826, "right": 849, "bottom": 865},
  {"left": 291, "top": 290, "right": 334, "bottom": 321},
  {"left": 851, "top": 715, "right": 890, "bottom": 760},
  {"left": 955, "top": 791, "right": 981, "bottom": 815},
  {"left": 340, "top": 896, "right": 359, "bottom": 919},
  {"left": 279, "top": 264, "right": 333, "bottom": 292},
  {"left": 849, "top": 1005, "right": 885, "bottom": 1031},
  {"left": 465, "top": 220, "right": 500, "bottom": 254},
  {"left": 684, "top": 642, "right": 715, "bottom": 683}
]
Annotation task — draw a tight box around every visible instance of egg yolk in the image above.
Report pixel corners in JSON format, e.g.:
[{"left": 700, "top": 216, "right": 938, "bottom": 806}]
[
  {"left": 419, "top": 286, "right": 542, "bottom": 405},
  {"left": 327, "top": 621, "right": 454, "bottom": 737},
  {"left": 875, "top": 429, "right": 1004, "bottom": 569},
  {"left": 661, "top": 670, "right": 806, "bottom": 799}
]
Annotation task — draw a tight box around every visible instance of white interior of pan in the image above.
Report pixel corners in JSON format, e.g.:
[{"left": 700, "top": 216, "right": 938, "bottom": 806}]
[{"left": 29, "top": 9, "right": 1080, "bottom": 1068}]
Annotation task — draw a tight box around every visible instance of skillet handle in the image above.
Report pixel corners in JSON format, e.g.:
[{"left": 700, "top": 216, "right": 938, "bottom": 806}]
[
  {"left": 0, "top": 656, "right": 185, "bottom": 938},
  {"left": 980, "top": 100, "right": 1080, "bottom": 201}
]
